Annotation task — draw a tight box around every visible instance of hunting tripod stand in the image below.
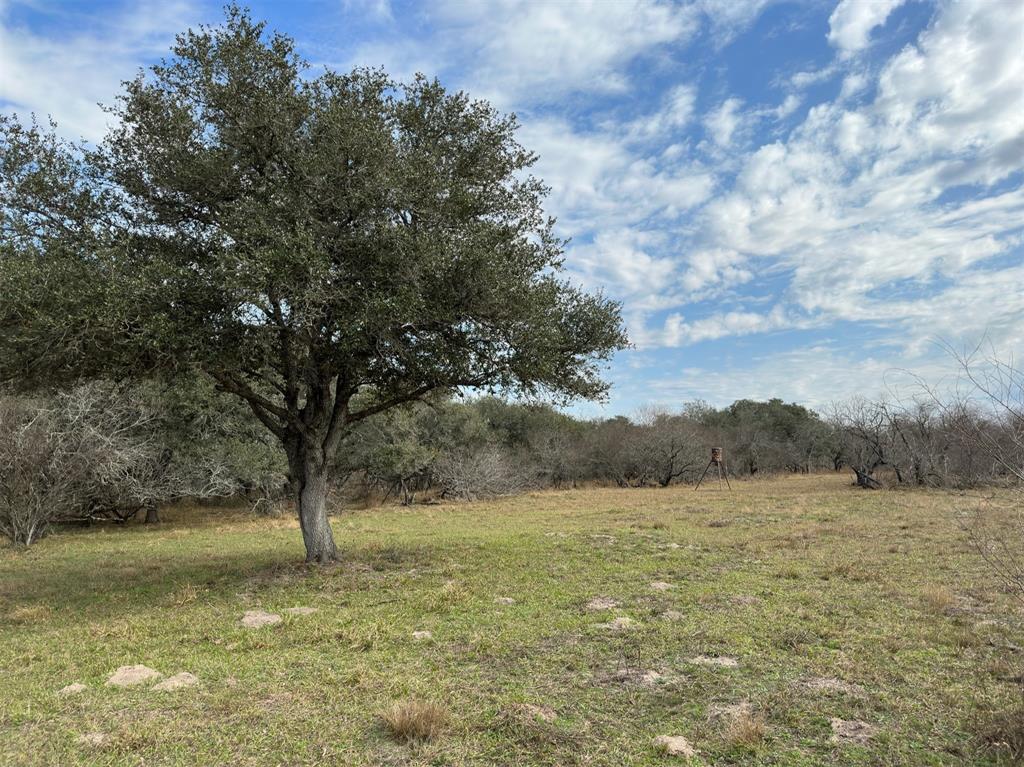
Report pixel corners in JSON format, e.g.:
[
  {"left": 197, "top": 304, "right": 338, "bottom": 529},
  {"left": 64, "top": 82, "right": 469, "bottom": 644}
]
[{"left": 694, "top": 446, "right": 731, "bottom": 490}]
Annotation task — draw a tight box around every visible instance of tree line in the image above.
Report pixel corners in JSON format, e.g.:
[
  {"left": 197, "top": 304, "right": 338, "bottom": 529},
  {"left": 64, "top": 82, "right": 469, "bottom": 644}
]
[{"left": 4, "top": 376, "right": 1020, "bottom": 546}]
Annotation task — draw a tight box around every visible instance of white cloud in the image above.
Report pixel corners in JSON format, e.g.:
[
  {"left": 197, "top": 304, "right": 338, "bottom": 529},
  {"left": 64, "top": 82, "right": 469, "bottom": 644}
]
[
  {"left": 624, "top": 84, "right": 698, "bottom": 143},
  {"left": 0, "top": 0, "right": 198, "bottom": 142},
  {"left": 704, "top": 97, "right": 744, "bottom": 146},
  {"left": 689, "top": 0, "right": 1024, "bottom": 355},
  {"left": 356, "top": 0, "right": 700, "bottom": 109},
  {"left": 828, "top": 0, "right": 907, "bottom": 57}
]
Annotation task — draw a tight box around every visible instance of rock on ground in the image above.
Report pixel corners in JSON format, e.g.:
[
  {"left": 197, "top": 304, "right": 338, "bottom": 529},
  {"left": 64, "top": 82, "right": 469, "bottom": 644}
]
[
  {"left": 586, "top": 596, "right": 620, "bottom": 610},
  {"left": 830, "top": 717, "right": 877, "bottom": 744},
  {"left": 652, "top": 734, "right": 696, "bottom": 757},
  {"left": 58, "top": 682, "right": 87, "bottom": 696},
  {"left": 412, "top": 630, "right": 433, "bottom": 640},
  {"left": 151, "top": 672, "right": 198, "bottom": 691},
  {"left": 106, "top": 665, "right": 163, "bottom": 687},
  {"left": 687, "top": 655, "right": 739, "bottom": 668},
  {"left": 241, "top": 610, "right": 282, "bottom": 628},
  {"left": 284, "top": 607, "right": 318, "bottom": 616}
]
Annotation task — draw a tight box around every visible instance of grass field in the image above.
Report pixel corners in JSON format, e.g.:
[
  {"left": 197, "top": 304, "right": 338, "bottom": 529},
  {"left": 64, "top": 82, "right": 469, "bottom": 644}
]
[{"left": 1, "top": 473, "right": 1020, "bottom": 766}]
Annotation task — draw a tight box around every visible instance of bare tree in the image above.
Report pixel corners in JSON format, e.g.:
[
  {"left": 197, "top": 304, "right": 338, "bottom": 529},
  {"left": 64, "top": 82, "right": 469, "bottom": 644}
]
[
  {"left": 434, "top": 446, "right": 526, "bottom": 500},
  {"left": 829, "top": 398, "right": 891, "bottom": 488},
  {"left": 0, "top": 383, "right": 236, "bottom": 546}
]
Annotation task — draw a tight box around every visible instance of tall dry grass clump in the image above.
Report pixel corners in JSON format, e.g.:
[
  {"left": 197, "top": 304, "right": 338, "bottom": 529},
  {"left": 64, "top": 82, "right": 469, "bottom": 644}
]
[{"left": 380, "top": 698, "right": 449, "bottom": 742}]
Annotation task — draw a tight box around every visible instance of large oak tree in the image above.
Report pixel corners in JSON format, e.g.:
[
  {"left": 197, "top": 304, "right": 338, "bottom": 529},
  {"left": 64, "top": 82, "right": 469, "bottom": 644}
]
[{"left": 0, "top": 7, "right": 627, "bottom": 562}]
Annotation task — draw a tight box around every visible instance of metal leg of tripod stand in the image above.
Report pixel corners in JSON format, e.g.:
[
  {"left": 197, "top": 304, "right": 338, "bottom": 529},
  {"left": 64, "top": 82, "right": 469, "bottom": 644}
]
[
  {"left": 721, "top": 462, "right": 731, "bottom": 489},
  {"left": 694, "top": 459, "right": 714, "bottom": 491}
]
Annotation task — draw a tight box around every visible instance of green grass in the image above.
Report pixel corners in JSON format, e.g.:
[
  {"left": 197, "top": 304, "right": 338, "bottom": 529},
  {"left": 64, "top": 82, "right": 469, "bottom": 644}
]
[{"left": 1, "top": 474, "right": 1020, "bottom": 765}]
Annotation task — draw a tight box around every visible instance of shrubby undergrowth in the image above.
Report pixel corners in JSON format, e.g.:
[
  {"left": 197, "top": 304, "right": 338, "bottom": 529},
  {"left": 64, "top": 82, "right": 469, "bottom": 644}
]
[{"left": 2, "top": 376, "right": 1021, "bottom": 546}]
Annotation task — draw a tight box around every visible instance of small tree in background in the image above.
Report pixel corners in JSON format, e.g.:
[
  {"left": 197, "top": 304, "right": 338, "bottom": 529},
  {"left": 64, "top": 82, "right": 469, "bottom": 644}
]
[{"left": 0, "top": 7, "right": 626, "bottom": 561}]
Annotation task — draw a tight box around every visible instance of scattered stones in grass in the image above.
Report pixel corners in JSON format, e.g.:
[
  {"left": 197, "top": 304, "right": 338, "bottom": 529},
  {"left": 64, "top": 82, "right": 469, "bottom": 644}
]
[
  {"left": 151, "top": 672, "right": 198, "bottom": 691},
  {"left": 650, "top": 581, "right": 674, "bottom": 591},
  {"left": 106, "top": 664, "right": 163, "bottom": 687},
  {"left": 687, "top": 655, "right": 738, "bottom": 668},
  {"left": 78, "top": 733, "right": 107, "bottom": 747},
  {"left": 412, "top": 630, "right": 433, "bottom": 640},
  {"left": 652, "top": 734, "right": 697, "bottom": 757},
  {"left": 586, "top": 596, "right": 619, "bottom": 610},
  {"left": 802, "top": 677, "right": 865, "bottom": 696},
  {"left": 495, "top": 597, "right": 516, "bottom": 605},
  {"left": 58, "top": 682, "right": 87, "bottom": 696},
  {"left": 284, "top": 606, "right": 318, "bottom": 616},
  {"left": 830, "top": 717, "right": 877, "bottom": 745},
  {"left": 241, "top": 609, "right": 282, "bottom": 628}
]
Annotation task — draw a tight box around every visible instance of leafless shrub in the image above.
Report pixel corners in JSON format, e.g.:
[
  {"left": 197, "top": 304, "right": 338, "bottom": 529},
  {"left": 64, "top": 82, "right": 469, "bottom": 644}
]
[
  {"left": 434, "top": 445, "right": 526, "bottom": 500},
  {"left": 0, "top": 382, "right": 237, "bottom": 546},
  {"left": 0, "top": 398, "right": 81, "bottom": 546}
]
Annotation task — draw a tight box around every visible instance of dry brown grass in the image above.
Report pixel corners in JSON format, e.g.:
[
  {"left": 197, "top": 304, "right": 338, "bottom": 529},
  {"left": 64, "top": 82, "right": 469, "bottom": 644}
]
[
  {"left": 722, "top": 708, "right": 768, "bottom": 748},
  {"left": 380, "top": 698, "right": 449, "bottom": 742},
  {"left": 922, "top": 584, "right": 956, "bottom": 614}
]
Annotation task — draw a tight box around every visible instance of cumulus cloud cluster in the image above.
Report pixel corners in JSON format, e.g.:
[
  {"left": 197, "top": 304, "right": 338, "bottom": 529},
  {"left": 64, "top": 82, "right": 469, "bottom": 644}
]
[{"left": 1, "top": 0, "right": 1021, "bottom": 408}]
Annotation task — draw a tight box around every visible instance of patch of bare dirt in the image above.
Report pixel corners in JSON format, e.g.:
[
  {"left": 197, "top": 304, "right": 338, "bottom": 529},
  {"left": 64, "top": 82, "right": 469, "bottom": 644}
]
[
  {"left": 687, "top": 655, "right": 738, "bottom": 668},
  {"left": 151, "top": 672, "right": 198, "bottom": 691},
  {"left": 650, "top": 581, "right": 674, "bottom": 591},
  {"left": 586, "top": 596, "right": 620, "bottom": 610},
  {"left": 652, "top": 734, "right": 696, "bottom": 757},
  {"left": 597, "top": 616, "right": 637, "bottom": 630},
  {"left": 240, "top": 609, "right": 282, "bottom": 628},
  {"left": 600, "top": 667, "right": 671, "bottom": 687},
  {"left": 802, "top": 677, "right": 865, "bottom": 696},
  {"left": 58, "top": 682, "right": 87, "bottom": 696},
  {"left": 830, "top": 717, "right": 877, "bottom": 744},
  {"left": 707, "top": 701, "right": 752, "bottom": 721}
]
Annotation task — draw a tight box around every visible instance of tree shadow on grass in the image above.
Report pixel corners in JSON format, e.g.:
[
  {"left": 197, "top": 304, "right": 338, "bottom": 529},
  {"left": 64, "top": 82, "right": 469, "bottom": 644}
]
[{"left": 0, "top": 529, "right": 436, "bottom": 624}]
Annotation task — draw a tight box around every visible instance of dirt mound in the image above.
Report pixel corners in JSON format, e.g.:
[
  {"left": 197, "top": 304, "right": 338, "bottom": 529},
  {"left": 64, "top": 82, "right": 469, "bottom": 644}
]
[{"left": 106, "top": 665, "right": 162, "bottom": 687}]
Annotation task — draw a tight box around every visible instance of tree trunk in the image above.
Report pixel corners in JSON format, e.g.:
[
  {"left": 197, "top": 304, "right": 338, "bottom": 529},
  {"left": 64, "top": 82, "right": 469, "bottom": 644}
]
[
  {"left": 144, "top": 504, "right": 160, "bottom": 524},
  {"left": 297, "top": 460, "right": 337, "bottom": 563}
]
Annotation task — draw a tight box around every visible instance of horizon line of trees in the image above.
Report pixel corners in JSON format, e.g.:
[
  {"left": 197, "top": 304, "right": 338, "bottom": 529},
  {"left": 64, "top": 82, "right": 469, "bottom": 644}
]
[{"left": 3, "top": 374, "right": 1021, "bottom": 546}]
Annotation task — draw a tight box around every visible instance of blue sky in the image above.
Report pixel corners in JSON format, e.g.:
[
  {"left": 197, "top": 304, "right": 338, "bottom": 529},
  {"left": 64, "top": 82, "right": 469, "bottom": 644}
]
[{"left": 2, "top": 0, "right": 1022, "bottom": 416}]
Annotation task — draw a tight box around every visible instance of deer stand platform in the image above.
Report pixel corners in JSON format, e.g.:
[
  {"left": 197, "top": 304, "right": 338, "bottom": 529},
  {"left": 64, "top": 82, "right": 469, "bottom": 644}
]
[{"left": 694, "top": 447, "right": 731, "bottom": 491}]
